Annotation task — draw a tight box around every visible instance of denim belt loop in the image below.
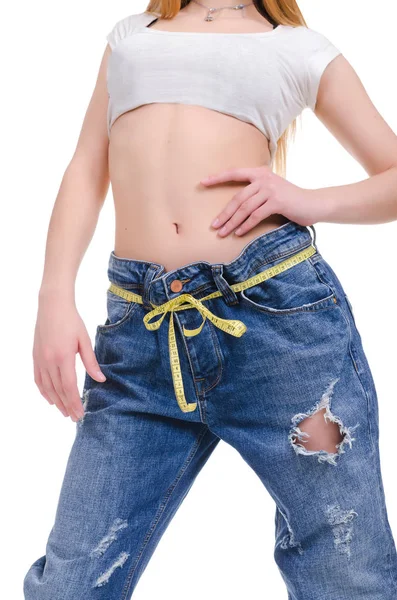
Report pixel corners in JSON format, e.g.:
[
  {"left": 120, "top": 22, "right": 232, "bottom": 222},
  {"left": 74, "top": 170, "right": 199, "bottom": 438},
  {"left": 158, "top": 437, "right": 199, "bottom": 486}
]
[
  {"left": 211, "top": 264, "right": 239, "bottom": 306},
  {"left": 142, "top": 265, "right": 163, "bottom": 310},
  {"left": 309, "top": 224, "right": 317, "bottom": 249}
]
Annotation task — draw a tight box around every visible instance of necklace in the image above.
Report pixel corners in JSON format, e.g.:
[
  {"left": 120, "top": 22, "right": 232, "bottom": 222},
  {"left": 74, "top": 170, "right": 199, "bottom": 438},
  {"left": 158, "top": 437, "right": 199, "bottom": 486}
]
[{"left": 190, "top": 0, "right": 254, "bottom": 22}]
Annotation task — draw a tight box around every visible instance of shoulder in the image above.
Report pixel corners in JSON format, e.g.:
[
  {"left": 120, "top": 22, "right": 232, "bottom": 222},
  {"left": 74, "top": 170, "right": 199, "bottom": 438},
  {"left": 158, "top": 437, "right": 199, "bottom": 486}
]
[
  {"left": 284, "top": 25, "right": 342, "bottom": 110},
  {"left": 283, "top": 25, "right": 341, "bottom": 59},
  {"left": 106, "top": 11, "right": 159, "bottom": 50}
]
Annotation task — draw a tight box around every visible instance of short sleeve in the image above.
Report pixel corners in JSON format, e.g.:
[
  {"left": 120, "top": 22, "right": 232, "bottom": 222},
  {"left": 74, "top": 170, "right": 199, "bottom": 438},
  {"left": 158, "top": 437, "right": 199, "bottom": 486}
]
[
  {"left": 106, "top": 15, "right": 131, "bottom": 50},
  {"left": 106, "top": 11, "right": 159, "bottom": 50},
  {"left": 305, "top": 29, "right": 342, "bottom": 111}
]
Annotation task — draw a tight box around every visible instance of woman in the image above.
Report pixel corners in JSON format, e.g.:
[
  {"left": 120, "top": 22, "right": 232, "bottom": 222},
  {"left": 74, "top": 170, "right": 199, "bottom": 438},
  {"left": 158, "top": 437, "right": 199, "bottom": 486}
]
[{"left": 24, "top": 0, "right": 397, "bottom": 598}]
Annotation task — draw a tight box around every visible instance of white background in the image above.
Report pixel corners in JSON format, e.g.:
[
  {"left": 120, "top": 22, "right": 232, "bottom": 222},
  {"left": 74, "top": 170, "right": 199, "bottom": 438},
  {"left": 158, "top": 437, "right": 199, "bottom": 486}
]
[{"left": 2, "top": 0, "right": 397, "bottom": 598}]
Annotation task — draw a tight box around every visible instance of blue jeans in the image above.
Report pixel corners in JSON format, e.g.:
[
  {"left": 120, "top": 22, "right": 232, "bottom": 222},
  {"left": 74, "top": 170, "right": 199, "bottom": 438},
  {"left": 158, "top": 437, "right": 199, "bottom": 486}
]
[{"left": 24, "top": 220, "right": 397, "bottom": 599}]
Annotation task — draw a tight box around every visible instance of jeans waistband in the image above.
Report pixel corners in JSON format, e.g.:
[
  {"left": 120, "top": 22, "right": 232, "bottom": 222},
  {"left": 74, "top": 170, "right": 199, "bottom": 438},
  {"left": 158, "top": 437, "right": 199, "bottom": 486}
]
[{"left": 107, "top": 220, "right": 317, "bottom": 309}]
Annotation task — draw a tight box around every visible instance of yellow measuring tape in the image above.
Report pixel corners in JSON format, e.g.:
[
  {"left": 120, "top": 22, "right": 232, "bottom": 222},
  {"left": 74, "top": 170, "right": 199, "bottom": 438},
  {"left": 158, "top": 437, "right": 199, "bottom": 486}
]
[{"left": 107, "top": 244, "right": 317, "bottom": 413}]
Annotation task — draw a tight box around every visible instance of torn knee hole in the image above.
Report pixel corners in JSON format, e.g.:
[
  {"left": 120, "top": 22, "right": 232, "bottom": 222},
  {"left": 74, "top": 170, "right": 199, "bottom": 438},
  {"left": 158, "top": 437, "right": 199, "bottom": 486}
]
[
  {"left": 293, "top": 408, "right": 343, "bottom": 453},
  {"left": 288, "top": 377, "right": 359, "bottom": 465}
]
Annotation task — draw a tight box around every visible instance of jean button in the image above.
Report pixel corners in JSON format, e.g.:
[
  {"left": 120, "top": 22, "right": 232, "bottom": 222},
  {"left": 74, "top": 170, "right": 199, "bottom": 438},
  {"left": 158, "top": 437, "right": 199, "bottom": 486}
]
[{"left": 170, "top": 279, "right": 183, "bottom": 293}]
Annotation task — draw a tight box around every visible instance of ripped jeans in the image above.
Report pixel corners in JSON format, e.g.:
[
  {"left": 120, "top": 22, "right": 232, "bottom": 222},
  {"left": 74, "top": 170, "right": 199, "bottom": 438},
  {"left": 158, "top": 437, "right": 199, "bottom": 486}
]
[{"left": 24, "top": 220, "right": 397, "bottom": 599}]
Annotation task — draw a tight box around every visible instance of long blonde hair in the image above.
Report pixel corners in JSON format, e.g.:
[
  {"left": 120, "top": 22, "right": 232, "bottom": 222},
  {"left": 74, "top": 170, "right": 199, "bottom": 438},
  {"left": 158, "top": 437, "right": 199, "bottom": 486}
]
[{"left": 146, "top": 0, "right": 308, "bottom": 177}]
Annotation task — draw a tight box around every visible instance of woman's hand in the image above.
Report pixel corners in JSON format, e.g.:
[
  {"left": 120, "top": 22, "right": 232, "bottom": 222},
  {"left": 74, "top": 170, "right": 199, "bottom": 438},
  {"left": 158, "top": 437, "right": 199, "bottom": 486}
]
[
  {"left": 33, "top": 295, "right": 106, "bottom": 422},
  {"left": 201, "top": 165, "right": 322, "bottom": 237}
]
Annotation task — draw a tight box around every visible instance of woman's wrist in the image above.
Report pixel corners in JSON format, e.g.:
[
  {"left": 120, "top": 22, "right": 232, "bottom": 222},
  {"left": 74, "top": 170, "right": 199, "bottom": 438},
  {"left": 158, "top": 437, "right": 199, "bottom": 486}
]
[{"left": 38, "top": 284, "right": 76, "bottom": 307}]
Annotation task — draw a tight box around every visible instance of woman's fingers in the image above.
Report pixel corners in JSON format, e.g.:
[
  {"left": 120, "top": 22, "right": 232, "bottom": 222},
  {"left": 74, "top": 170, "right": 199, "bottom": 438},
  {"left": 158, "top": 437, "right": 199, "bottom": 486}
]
[
  {"left": 78, "top": 330, "right": 106, "bottom": 383},
  {"left": 47, "top": 362, "right": 82, "bottom": 422},
  {"left": 32, "top": 305, "right": 99, "bottom": 422},
  {"left": 48, "top": 363, "right": 80, "bottom": 422},
  {"left": 234, "top": 202, "right": 277, "bottom": 236},
  {"left": 206, "top": 165, "right": 277, "bottom": 236},
  {"left": 58, "top": 356, "right": 85, "bottom": 421},
  {"left": 40, "top": 367, "right": 69, "bottom": 417},
  {"left": 216, "top": 190, "right": 271, "bottom": 237},
  {"left": 211, "top": 181, "right": 260, "bottom": 230},
  {"left": 34, "top": 362, "right": 54, "bottom": 405},
  {"left": 37, "top": 355, "right": 84, "bottom": 422}
]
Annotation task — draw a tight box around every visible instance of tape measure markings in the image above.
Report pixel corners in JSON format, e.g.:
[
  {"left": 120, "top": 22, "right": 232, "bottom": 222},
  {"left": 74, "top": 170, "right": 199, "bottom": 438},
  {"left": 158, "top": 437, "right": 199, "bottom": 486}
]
[{"left": 107, "top": 244, "right": 317, "bottom": 413}]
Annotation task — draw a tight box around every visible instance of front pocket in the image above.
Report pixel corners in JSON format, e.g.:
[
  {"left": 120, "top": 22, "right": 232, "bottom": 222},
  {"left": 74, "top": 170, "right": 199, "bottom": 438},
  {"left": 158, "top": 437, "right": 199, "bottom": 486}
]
[
  {"left": 97, "top": 289, "right": 139, "bottom": 332},
  {"left": 239, "top": 250, "right": 337, "bottom": 315}
]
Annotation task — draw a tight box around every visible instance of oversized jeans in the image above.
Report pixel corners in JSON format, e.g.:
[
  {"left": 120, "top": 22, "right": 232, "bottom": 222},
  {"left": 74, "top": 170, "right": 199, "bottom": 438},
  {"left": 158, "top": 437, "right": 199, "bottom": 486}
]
[{"left": 24, "top": 220, "right": 397, "bottom": 599}]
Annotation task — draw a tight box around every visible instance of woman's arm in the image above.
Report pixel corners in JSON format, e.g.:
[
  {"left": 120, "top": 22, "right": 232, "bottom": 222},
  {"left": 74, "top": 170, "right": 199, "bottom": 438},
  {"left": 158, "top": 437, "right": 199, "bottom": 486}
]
[
  {"left": 202, "top": 54, "right": 397, "bottom": 236},
  {"left": 39, "top": 47, "right": 111, "bottom": 298},
  {"left": 304, "top": 53, "right": 397, "bottom": 224},
  {"left": 34, "top": 45, "right": 112, "bottom": 422}
]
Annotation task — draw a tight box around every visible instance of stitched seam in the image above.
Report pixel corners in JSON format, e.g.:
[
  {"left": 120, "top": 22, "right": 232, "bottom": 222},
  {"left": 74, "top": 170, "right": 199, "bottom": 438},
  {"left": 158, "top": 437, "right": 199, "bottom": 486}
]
[
  {"left": 307, "top": 257, "right": 336, "bottom": 296},
  {"left": 275, "top": 506, "right": 282, "bottom": 539},
  {"left": 238, "top": 239, "right": 332, "bottom": 315},
  {"left": 162, "top": 282, "right": 218, "bottom": 302},
  {"left": 244, "top": 241, "right": 312, "bottom": 280},
  {"left": 310, "top": 259, "right": 376, "bottom": 448},
  {"left": 197, "top": 394, "right": 206, "bottom": 424},
  {"left": 97, "top": 302, "right": 141, "bottom": 333},
  {"left": 344, "top": 293, "right": 356, "bottom": 327},
  {"left": 109, "top": 243, "right": 313, "bottom": 307},
  {"left": 201, "top": 390, "right": 207, "bottom": 423},
  {"left": 163, "top": 310, "right": 206, "bottom": 422},
  {"left": 169, "top": 242, "right": 314, "bottom": 301},
  {"left": 200, "top": 321, "right": 224, "bottom": 393},
  {"left": 172, "top": 314, "right": 205, "bottom": 422},
  {"left": 349, "top": 345, "right": 375, "bottom": 451},
  {"left": 335, "top": 302, "right": 376, "bottom": 452},
  {"left": 109, "top": 282, "right": 142, "bottom": 290},
  {"left": 240, "top": 291, "right": 336, "bottom": 315},
  {"left": 120, "top": 425, "right": 209, "bottom": 600},
  {"left": 308, "top": 253, "right": 322, "bottom": 265}
]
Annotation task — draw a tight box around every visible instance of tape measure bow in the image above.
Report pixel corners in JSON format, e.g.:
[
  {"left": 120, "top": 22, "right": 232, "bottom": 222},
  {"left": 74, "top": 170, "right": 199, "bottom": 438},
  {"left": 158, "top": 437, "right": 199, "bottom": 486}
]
[{"left": 107, "top": 244, "right": 316, "bottom": 413}]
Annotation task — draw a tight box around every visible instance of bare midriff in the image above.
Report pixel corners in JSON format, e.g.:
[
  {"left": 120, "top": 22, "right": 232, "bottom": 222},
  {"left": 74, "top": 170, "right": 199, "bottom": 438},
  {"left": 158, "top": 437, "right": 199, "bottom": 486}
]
[{"left": 109, "top": 103, "right": 289, "bottom": 272}]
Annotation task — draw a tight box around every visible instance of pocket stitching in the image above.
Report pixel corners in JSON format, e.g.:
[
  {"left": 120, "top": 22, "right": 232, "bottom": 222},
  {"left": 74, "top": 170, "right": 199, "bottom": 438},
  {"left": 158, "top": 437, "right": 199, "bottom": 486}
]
[
  {"left": 307, "top": 256, "right": 337, "bottom": 296},
  {"left": 244, "top": 241, "right": 313, "bottom": 280},
  {"left": 239, "top": 288, "right": 337, "bottom": 315},
  {"left": 97, "top": 297, "right": 140, "bottom": 333},
  {"left": 239, "top": 253, "right": 337, "bottom": 315}
]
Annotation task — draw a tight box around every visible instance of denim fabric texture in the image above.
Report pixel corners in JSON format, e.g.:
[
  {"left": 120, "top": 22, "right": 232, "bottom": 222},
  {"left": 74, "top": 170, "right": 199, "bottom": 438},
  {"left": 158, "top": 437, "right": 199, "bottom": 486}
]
[{"left": 24, "top": 220, "right": 397, "bottom": 599}]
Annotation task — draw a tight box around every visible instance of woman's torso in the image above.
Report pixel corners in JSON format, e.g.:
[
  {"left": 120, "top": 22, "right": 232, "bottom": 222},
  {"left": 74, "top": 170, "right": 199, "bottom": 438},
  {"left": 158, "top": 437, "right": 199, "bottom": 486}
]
[{"left": 109, "top": 14, "right": 289, "bottom": 272}]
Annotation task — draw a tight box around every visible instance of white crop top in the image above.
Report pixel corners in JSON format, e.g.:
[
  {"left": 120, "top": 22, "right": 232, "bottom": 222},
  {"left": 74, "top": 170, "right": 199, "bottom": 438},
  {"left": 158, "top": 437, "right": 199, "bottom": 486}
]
[{"left": 106, "top": 11, "right": 342, "bottom": 164}]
